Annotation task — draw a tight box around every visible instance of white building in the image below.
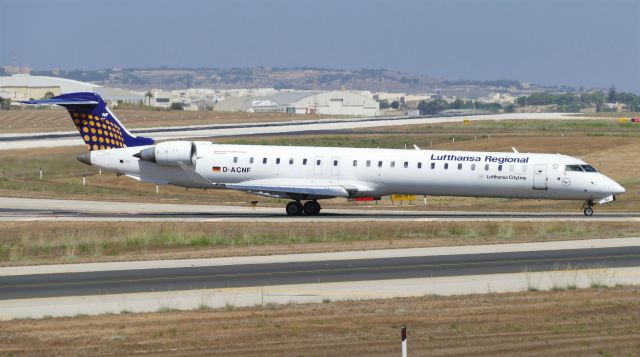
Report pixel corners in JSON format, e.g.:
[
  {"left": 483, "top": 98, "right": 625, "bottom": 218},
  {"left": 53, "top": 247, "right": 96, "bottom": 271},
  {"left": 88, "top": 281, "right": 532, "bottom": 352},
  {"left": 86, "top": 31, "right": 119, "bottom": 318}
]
[
  {"left": 0, "top": 74, "right": 144, "bottom": 105},
  {"left": 216, "top": 90, "right": 379, "bottom": 116}
]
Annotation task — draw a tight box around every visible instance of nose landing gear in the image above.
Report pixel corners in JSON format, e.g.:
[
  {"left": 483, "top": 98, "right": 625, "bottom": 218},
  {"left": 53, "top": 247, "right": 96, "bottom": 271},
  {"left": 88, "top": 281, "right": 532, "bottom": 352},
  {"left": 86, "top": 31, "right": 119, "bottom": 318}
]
[
  {"left": 285, "top": 200, "right": 322, "bottom": 216},
  {"left": 581, "top": 200, "right": 594, "bottom": 216}
]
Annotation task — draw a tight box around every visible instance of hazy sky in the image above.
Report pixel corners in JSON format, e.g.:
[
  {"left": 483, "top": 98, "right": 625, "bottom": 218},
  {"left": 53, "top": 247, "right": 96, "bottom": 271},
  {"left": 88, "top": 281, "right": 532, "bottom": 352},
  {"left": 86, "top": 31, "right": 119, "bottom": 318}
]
[{"left": 1, "top": 0, "right": 639, "bottom": 92}]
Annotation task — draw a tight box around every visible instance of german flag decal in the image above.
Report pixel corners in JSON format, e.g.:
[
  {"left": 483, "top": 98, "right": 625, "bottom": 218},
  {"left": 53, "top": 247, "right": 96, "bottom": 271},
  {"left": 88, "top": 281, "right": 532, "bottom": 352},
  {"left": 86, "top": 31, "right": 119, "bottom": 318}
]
[{"left": 212, "top": 166, "right": 221, "bottom": 172}]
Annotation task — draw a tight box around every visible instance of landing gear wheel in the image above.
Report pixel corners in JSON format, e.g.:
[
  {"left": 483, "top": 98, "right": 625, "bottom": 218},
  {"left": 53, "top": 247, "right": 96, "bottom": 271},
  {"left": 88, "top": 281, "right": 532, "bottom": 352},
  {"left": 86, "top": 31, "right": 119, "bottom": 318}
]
[
  {"left": 303, "top": 201, "right": 321, "bottom": 216},
  {"left": 581, "top": 199, "right": 594, "bottom": 217},
  {"left": 286, "top": 201, "right": 304, "bottom": 216},
  {"left": 583, "top": 207, "right": 594, "bottom": 216}
]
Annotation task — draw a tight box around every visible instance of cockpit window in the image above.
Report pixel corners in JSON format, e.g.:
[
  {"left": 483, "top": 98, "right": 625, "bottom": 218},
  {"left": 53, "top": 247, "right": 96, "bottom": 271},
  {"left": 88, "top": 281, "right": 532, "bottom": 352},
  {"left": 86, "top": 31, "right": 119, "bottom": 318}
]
[
  {"left": 565, "top": 164, "right": 598, "bottom": 172},
  {"left": 565, "top": 165, "right": 583, "bottom": 172}
]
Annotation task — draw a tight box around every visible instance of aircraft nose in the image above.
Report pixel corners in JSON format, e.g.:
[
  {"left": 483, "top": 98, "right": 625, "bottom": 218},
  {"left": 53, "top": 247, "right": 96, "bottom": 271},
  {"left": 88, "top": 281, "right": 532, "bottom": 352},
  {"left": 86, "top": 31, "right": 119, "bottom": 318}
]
[
  {"left": 604, "top": 176, "right": 625, "bottom": 195},
  {"left": 612, "top": 182, "right": 625, "bottom": 195}
]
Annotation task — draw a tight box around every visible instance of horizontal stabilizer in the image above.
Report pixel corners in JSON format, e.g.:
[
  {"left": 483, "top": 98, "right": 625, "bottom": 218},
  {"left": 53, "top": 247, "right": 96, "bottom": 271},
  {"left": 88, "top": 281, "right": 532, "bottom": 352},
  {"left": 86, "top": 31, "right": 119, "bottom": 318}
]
[{"left": 20, "top": 98, "right": 99, "bottom": 106}]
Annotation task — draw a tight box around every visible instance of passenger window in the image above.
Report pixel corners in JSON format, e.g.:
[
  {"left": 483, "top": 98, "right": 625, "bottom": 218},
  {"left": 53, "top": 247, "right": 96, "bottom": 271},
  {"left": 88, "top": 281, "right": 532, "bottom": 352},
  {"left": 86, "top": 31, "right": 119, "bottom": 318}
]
[
  {"left": 249, "top": 157, "right": 254, "bottom": 164},
  {"left": 417, "top": 162, "right": 422, "bottom": 169},
  {"left": 353, "top": 160, "right": 358, "bottom": 167},
  {"left": 262, "top": 157, "right": 267, "bottom": 164},
  {"left": 303, "top": 158, "right": 307, "bottom": 165},
  {"left": 485, "top": 164, "right": 489, "bottom": 171},
  {"left": 378, "top": 161, "right": 383, "bottom": 168},
  {"left": 276, "top": 158, "right": 281, "bottom": 164},
  {"left": 430, "top": 163, "right": 435, "bottom": 169},
  {"left": 509, "top": 165, "right": 514, "bottom": 172},
  {"left": 366, "top": 160, "right": 371, "bottom": 167},
  {"left": 498, "top": 164, "right": 503, "bottom": 171},
  {"left": 289, "top": 158, "right": 294, "bottom": 165},
  {"left": 471, "top": 163, "right": 476, "bottom": 170},
  {"left": 444, "top": 163, "right": 449, "bottom": 170},
  {"left": 316, "top": 159, "right": 321, "bottom": 166},
  {"left": 333, "top": 160, "right": 338, "bottom": 166},
  {"left": 233, "top": 157, "right": 238, "bottom": 163},
  {"left": 390, "top": 161, "right": 395, "bottom": 168},
  {"left": 404, "top": 162, "right": 408, "bottom": 168},
  {"left": 458, "top": 163, "right": 462, "bottom": 170}
]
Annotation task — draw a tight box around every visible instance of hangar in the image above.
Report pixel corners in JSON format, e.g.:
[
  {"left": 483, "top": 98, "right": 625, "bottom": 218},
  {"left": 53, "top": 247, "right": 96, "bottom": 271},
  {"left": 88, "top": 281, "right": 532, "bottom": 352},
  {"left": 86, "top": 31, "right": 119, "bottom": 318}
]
[
  {"left": 0, "top": 74, "right": 144, "bottom": 105},
  {"left": 216, "top": 91, "right": 379, "bottom": 116}
]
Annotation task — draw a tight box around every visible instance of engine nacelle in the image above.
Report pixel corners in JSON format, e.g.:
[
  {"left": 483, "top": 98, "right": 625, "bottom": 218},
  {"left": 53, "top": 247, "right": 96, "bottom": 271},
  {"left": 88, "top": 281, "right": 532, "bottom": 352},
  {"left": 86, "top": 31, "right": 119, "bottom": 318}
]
[{"left": 136, "top": 141, "right": 195, "bottom": 167}]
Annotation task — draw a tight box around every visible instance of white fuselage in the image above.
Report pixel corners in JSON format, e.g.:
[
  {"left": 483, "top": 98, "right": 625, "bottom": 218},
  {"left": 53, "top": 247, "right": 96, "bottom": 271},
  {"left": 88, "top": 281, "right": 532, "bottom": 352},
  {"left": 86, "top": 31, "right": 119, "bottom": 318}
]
[{"left": 89, "top": 142, "right": 625, "bottom": 202}]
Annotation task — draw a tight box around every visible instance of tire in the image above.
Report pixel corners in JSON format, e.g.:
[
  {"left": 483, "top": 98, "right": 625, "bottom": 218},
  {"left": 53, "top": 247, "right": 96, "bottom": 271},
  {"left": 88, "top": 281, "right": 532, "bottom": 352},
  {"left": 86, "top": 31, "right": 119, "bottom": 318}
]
[
  {"left": 303, "top": 201, "right": 321, "bottom": 216},
  {"left": 286, "top": 201, "right": 303, "bottom": 216},
  {"left": 583, "top": 207, "right": 594, "bottom": 216}
]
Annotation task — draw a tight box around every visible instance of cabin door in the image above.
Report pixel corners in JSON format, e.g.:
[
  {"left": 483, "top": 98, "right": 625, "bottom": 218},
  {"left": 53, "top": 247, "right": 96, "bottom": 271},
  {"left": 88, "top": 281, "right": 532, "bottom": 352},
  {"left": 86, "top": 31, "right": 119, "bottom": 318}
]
[
  {"left": 533, "top": 164, "right": 548, "bottom": 190},
  {"left": 331, "top": 157, "right": 340, "bottom": 177},
  {"left": 314, "top": 156, "right": 323, "bottom": 175}
]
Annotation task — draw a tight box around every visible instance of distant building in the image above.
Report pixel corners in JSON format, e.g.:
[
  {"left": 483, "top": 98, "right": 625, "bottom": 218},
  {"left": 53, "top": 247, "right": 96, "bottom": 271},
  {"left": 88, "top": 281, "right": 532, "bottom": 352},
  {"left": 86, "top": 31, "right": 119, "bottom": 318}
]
[
  {"left": 215, "top": 90, "right": 379, "bottom": 116},
  {"left": 150, "top": 90, "right": 173, "bottom": 109},
  {"left": 0, "top": 74, "right": 143, "bottom": 105},
  {"left": 213, "top": 96, "right": 253, "bottom": 112}
]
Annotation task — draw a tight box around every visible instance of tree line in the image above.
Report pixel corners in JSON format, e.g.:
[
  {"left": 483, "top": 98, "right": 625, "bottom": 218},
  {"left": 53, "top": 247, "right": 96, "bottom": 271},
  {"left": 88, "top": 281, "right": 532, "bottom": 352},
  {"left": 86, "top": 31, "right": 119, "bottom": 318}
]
[
  {"left": 410, "top": 87, "right": 639, "bottom": 115},
  {"left": 515, "top": 87, "right": 639, "bottom": 112},
  {"left": 417, "top": 98, "right": 503, "bottom": 115}
]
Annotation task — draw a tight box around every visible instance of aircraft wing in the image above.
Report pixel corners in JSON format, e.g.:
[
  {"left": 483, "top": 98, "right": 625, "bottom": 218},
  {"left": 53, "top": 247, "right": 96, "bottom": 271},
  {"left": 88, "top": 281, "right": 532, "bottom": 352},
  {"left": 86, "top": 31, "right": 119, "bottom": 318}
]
[
  {"left": 225, "top": 179, "right": 373, "bottom": 199},
  {"left": 226, "top": 183, "right": 349, "bottom": 199},
  {"left": 172, "top": 164, "right": 375, "bottom": 199}
]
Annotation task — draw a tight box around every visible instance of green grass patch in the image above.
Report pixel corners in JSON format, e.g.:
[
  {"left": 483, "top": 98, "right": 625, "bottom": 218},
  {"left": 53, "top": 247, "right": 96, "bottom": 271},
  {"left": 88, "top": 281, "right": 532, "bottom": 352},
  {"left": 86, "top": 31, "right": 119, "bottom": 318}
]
[{"left": 1, "top": 221, "right": 639, "bottom": 265}]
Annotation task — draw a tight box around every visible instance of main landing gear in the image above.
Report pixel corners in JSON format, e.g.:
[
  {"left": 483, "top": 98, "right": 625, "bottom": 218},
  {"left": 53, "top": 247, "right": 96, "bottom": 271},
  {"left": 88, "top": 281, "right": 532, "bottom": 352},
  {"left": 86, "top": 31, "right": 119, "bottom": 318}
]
[
  {"left": 581, "top": 199, "right": 594, "bottom": 216},
  {"left": 286, "top": 200, "right": 321, "bottom": 216}
]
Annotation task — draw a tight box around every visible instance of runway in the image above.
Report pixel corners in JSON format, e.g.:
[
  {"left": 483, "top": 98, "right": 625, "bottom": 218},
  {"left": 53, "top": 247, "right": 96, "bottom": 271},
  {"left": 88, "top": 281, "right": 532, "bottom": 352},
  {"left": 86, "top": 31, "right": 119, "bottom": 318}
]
[
  {"left": 0, "top": 112, "right": 578, "bottom": 150},
  {"left": 2, "top": 245, "right": 640, "bottom": 300},
  {"left": 3, "top": 208, "right": 639, "bottom": 222},
  {"left": 1, "top": 197, "right": 638, "bottom": 222}
]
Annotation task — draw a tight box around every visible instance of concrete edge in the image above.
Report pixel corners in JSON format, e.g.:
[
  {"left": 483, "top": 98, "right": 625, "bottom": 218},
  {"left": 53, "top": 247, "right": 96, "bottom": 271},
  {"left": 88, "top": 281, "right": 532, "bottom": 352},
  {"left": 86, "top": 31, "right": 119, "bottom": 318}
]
[{"left": 2, "top": 266, "right": 638, "bottom": 320}]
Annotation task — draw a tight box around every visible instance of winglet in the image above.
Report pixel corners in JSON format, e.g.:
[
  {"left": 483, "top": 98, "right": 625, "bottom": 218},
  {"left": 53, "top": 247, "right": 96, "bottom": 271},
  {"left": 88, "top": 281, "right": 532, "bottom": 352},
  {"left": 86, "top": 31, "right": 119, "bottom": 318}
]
[
  {"left": 413, "top": 144, "right": 421, "bottom": 151},
  {"left": 176, "top": 162, "right": 216, "bottom": 188},
  {"left": 512, "top": 147, "right": 519, "bottom": 153}
]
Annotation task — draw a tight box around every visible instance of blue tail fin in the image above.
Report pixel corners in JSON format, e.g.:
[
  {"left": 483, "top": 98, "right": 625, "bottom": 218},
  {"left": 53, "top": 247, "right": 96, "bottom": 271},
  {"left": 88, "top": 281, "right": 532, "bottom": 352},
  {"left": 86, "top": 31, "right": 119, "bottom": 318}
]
[{"left": 21, "top": 92, "right": 154, "bottom": 151}]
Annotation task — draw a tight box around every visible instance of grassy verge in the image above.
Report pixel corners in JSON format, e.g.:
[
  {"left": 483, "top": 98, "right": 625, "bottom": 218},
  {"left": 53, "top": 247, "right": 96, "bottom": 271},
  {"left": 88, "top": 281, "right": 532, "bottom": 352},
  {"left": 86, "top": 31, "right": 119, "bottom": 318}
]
[
  {"left": 0, "top": 108, "right": 328, "bottom": 133},
  {"left": 2, "top": 287, "right": 639, "bottom": 356},
  {"left": 1, "top": 221, "right": 638, "bottom": 266},
  {"left": 581, "top": 111, "right": 640, "bottom": 118},
  {"left": 363, "top": 118, "right": 640, "bottom": 133}
]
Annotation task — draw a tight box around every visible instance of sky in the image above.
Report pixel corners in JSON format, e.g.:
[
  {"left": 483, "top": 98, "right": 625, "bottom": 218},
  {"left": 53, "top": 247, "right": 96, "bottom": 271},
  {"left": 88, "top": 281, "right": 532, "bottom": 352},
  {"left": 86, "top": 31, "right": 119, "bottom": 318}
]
[{"left": 1, "top": 0, "right": 639, "bottom": 92}]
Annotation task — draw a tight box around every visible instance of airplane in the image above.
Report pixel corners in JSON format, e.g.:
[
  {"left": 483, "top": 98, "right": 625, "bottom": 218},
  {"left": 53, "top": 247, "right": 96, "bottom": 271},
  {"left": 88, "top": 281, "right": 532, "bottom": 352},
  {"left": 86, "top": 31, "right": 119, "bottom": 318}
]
[{"left": 22, "top": 92, "right": 625, "bottom": 217}]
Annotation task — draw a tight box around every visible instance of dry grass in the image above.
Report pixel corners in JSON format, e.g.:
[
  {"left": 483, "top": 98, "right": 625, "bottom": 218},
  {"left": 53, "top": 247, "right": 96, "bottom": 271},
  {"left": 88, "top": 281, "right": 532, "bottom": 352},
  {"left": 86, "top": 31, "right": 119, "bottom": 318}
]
[
  {"left": 0, "top": 108, "right": 325, "bottom": 133},
  {"left": 2, "top": 287, "right": 639, "bottom": 356},
  {"left": 1, "top": 221, "right": 638, "bottom": 266}
]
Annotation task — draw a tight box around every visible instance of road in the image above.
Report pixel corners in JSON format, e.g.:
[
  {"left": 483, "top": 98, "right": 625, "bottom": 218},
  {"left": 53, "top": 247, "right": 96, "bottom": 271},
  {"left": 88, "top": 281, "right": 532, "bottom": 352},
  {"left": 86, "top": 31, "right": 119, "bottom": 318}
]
[{"left": 2, "top": 246, "right": 639, "bottom": 300}]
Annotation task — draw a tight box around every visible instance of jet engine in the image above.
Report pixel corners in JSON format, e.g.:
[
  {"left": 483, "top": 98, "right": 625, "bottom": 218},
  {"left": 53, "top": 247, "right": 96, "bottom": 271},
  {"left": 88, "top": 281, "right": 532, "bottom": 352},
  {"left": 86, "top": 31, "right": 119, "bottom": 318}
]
[{"left": 135, "top": 141, "right": 196, "bottom": 167}]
